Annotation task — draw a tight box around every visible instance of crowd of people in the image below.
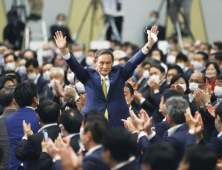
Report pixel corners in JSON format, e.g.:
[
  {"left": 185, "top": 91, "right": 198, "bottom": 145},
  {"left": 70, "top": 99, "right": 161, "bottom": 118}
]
[{"left": 1, "top": 8, "right": 222, "bottom": 170}]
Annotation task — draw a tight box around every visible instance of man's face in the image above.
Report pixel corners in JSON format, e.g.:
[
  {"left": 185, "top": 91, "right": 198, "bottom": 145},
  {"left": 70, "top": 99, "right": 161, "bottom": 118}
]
[
  {"left": 42, "top": 64, "right": 53, "bottom": 73},
  {"left": 194, "top": 54, "right": 204, "bottom": 63},
  {"left": 4, "top": 55, "right": 15, "bottom": 64},
  {"left": 94, "top": 54, "right": 113, "bottom": 76},
  {"left": 124, "top": 86, "right": 133, "bottom": 106},
  {"left": 50, "top": 71, "right": 64, "bottom": 84},
  {"left": 189, "top": 73, "right": 204, "bottom": 84},
  {"left": 167, "top": 69, "right": 178, "bottom": 84},
  {"left": 27, "top": 65, "right": 38, "bottom": 75},
  {"left": 150, "top": 67, "right": 165, "bottom": 81}
]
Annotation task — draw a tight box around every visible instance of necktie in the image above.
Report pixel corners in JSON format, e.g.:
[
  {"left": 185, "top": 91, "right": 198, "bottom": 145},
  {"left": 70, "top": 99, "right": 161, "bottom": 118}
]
[{"left": 102, "top": 77, "right": 108, "bottom": 120}]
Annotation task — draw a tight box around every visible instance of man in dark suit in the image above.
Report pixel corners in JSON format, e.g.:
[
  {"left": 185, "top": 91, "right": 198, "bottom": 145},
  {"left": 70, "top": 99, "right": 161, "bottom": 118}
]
[
  {"left": 54, "top": 27, "right": 158, "bottom": 127},
  {"left": 51, "top": 109, "right": 109, "bottom": 170},
  {"left": 138, "top": 96, "right": 189, "bottom": 165},
  {"left": 102, "top": 128, "right": 139, "bottom": 170},
  {"left": 5, "top": 82, "right": 41, "bottom": 170},
  {"left": 134, "top": 64, "right": 168, "bottom": 125},
  {"left": 25, "top": 59, "right": 48, "bottom": 103},
  {"left": 15, "top": 100, "right": 60, "bottom": 170},
  {"left": 0, "top": 87, "right": 18, "bottom": 170},
  {"left": 38, "top": 108, "right": 82, "bottom": 170}
]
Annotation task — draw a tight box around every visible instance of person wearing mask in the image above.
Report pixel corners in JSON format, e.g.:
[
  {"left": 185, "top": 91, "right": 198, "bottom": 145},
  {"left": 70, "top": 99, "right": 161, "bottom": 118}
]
[
  {"left": 85, "top": 49, "right": 96, "bottom": 68},
  {"left": 166, "top": 64, "right": 184, "bottom": 85},
  {"left": 134, "top": 64, "right": 168, "bottom": 125},
  {"left": 42, "top": 62, "right": 53, "bottom": 83},
  {"left": 3, "top": 53, "right": 17, "bottom": 72},
  {"left": 15, "top": 100, "right": 60, "bottom": 170},
  {"left": 102, "top": 128, "right": 139, "bottom": 170},
  {"left": 170, "top": 74, "right": 190, "bottom": 95},
  {"left": 41, "top": 44, "right": 56, "bottom": 64},
  {"left": 133, "top": 64, "right": 149, "bottom": 91},
  {"left": 150, "top": 48, "right": 165, "bottom": 63},
  {"left": 50, "top": 14, "right": 73, "bottom": 44},
  {"left": 39, "top": 108, "right": 82, "bottom": 170},
  {"left": 212, "top": 52, "right": 222, "bottom": 74},
  {"left": 192, "top": 51, "right": 209, "bottom": 73},
  {"left": 23, "top": 49, "right": 37, "bottom": 60},
  {"left": 25, "top": 59, "right": 48, "bottom": 102},
  {"left": 144, "top": 11, "right": 166, "bottom": 44},
  {"left": 176, "top": 53, "right": 193, "bottom": 80},
  {"left": 5, "top": 82, "right": 41, "bottom": 170},
  {"left": 0, "top": 87, "right": 18, "bottom": 170},
  {"left": 54, "top": 26, "right": 158, "bottom": 127},
  {"left": 71, "top": 42, "right": 87, "bottom": 67},
  {"left": 213, "top": 75, "right": 222, "bottom": 106}
]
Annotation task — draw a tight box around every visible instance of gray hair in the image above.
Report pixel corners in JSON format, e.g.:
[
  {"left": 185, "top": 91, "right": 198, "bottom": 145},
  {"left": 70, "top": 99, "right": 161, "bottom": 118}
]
[
  {"left": 165, "top": 96, "right": 189, "bottom": 124},
  {"left": 50, "top": 67, "right": 64, "bottom": 78}
]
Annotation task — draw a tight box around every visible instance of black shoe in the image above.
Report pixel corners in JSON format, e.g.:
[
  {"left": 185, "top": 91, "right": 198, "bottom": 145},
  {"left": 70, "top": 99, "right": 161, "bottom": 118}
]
[{"left": 26, "top": 14, "right": 41, "bottom": 21}]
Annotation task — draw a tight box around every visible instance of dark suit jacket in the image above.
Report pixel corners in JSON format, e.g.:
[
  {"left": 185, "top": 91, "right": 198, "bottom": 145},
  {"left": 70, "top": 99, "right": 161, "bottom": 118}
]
[
  {"left": 15, "top": 124, "right": 60, "bottom": 170},
  {"left": 66, "top": 50, "right": 148, "bottom": 127},
  {"left": 38, "top": 134, "right": 80, "bottom": 170},
  {"left": 5, "top": 107, "right": 41, "bottom": 170},
  {"left": 186, "top": 134, "right": 222, "bottom": 159},
  {"left": 50, "top": 25, "right": 73, "bottom": 43},
  {"left": 0, "top": 108, "right": 17, "bottom": 170},
  {"left": 115, "top": 159, "right": 140, "bottom": 170},
  {"left": 139, "top": 124, "right": 189, "bottom": 165},
  {"left": 155, "top": 121, "right": 170, "bottom": 138},
  {"left": 51, "top": 147, "right": 109, "bottom": 170}
]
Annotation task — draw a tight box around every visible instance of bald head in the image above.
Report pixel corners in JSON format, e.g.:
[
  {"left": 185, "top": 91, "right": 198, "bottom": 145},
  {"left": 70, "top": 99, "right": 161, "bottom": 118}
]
[{"left": 189, "top": 72, "right": 205, "bottom": 84}]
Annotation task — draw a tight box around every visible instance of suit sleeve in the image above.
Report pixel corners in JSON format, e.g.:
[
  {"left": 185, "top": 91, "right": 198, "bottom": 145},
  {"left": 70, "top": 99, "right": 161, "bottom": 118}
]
[
  {"left": 51, "top": 160, "right": 63, "bottom": 170},
  {"left": 38, "top": 152, "right": 53, "bottom": 170},
  {"left": 122, "top": 50, "right": 147, "bottom": 80},
  {"left": 65, "top": 53, "right": 89, "bottom": 84},
  {"left": 15, "top": 138, "right": 38, "bottom": 161}
]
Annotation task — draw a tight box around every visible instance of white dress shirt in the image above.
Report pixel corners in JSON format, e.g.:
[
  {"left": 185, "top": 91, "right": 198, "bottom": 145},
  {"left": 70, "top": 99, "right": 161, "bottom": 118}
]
[
  {"left": 111, "top": 156, "right": 135, "bottom": 170},
  {"left": 85, "top": 145, "right": 102, "bottom": 156}
]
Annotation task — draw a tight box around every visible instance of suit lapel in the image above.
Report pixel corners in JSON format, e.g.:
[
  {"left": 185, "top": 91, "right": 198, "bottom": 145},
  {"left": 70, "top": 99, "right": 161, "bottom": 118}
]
[
  {"left": 93, "top": 71, "right": 106, "bottom": 99},
  {"left": 107, "top": 72, "right": 116, "bottom": 101}
]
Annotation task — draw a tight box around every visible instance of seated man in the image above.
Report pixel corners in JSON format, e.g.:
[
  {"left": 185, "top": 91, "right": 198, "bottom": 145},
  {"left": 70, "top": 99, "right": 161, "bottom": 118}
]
[
  {"left": 15, "top": 100, "right": 60, "bottom": 170},
  {"left": 5, "top": 82, "right": 41, "bottom": 170}
]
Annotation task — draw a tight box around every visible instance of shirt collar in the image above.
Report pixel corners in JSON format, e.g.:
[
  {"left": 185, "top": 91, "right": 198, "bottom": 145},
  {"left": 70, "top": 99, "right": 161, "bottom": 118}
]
[
  {"left": 167, "top": 123, "right": 185, "bottom": 137},
  {"left": 188, "top": 93, "right": 194, "bottom": 103},
  {"left": 25, "top": 106, "right": 35, "bottom": 110},
  {"left": 38, "top": 123, "right": 58, "bottom": 132},
  {"left": 65, "top": 133, "right": 79, "bottom": 139},
  {"left": 111, "top": 156, "right": 135, "bottom": 170},
  {"left": 218, "top": 131, "right": 222, "bottom": 137},
  {"left": 34, "top": 73, "right": 41, "bottom": 84},
  {"left": 85, "top": 145, "right": 102, "bottom": 156}
]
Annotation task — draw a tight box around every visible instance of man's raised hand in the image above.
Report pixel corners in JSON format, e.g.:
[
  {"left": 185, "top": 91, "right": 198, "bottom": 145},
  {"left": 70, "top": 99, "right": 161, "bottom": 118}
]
[{"left": 54, "top": 31, "right": 68, "bottom": 55}]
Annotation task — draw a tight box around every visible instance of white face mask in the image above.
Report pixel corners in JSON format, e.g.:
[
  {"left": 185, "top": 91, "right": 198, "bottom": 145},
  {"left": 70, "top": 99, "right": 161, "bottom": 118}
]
[
  {"left": 18, "top": 66, "right": 27, "bottom": 76},
  {"left": 73, "top": 51, "right": 84, "bottom": 59},
  {"left": 67, "top": 72, "right": 75, "bottom": 84},
  {"left": 151, "top": 55, "right": 161, "bottom": 61},
  {"left": 4, "top": 62, "right": 16, "bottom": 71},
  {"left": 57, "top": 20, "right": 64, "bottom": 26},
  {"left": 42, "top": 50, "right": 53, "bottom": 58},
  {"left": 193, "top": 61, "right": 203, "bottom": 70},
  {"left": 150, "top": 17, "right": 157, "bottom": 23},
  {"left": 214, "top": 86, "right": 222, "bottom": 97},
  {"left": 150, "top": 75, "right": 160, "bottom": 83},
  {"left": 86, "top": 57, "right": 94, "bottom": 66},
  {"left": 177, "top": 63, "right": 185, "bottom": 70},
  {"left": 189, "top": 82, "right": 199, "bottom": 91},
  {"left": 75, "top": 82, "right": 85, "bottom": 94},
  {"left": 43, "top": 71, "right": 50, "bottom": 81},
  {"left": 179, "top": 84, "right": 187, "bottom": 92},
  {"left": 167, "top": 55, "right": 176, "bottom": 64},
  {"left": 143, "top": 70, "right": 150, "bottom": 79},
  {"left": 28, "top": 72, "right": 37, "bottom": 81},
  {"left": 50, "top": 79, "right": 59, "bottom": 89},
  {"left": 205, "top": 73, "right": 216, "bottom": 78}
]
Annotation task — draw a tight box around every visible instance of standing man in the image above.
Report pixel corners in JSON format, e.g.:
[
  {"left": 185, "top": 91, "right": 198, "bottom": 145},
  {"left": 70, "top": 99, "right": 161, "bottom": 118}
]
[{"left": 54, "top": 27, "right": 158, "bottom": 127}]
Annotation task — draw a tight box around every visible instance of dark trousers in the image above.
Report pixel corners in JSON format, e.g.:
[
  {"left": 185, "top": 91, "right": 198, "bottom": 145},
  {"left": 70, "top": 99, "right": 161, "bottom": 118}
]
[{"left": 106, "top": 16, "right": 123, "bottom": 41}]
